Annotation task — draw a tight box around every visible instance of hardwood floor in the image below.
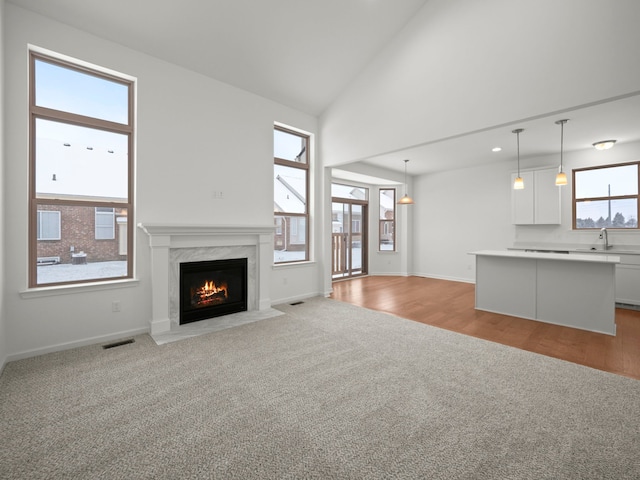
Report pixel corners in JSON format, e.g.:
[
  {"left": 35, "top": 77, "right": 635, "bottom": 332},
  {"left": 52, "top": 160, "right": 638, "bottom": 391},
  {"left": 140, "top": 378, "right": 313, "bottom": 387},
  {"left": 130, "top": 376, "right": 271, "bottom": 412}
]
[{"left": 330, "top": 275, "right": 640, "bottom": 380}]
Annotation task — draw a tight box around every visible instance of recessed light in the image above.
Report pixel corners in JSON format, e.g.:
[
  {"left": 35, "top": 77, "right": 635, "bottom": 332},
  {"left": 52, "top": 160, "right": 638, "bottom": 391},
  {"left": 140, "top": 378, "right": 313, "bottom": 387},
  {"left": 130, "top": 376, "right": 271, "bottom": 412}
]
[{"left": 492, "top": 147, "right": 502, "bottom": 152}]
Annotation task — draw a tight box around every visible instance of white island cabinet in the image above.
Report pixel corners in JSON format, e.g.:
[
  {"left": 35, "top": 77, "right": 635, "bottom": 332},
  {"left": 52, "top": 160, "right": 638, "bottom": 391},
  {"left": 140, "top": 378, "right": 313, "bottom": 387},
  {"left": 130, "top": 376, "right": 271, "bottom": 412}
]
[
  {"left": 615, "top": 254, "right": 640, "bottom": 306},
  {"left": 564, "top": 250, "right": 640, "bottom": 306},
  {"left": 469, "top": 250, "right": 620, "bottom": 335}
]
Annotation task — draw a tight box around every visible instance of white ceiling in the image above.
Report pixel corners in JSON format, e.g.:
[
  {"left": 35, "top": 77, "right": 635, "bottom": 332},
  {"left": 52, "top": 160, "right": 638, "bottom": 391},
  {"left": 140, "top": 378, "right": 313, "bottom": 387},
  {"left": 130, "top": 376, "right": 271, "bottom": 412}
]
[
  {"left": 9, "top": 0, "right": 640, "bottom": 179},
  {"left": 359, "top": 92, "right": 640, "bottom": 176},
  {"left": 8, "top": 0, "right": 428, "bottom": 116}
]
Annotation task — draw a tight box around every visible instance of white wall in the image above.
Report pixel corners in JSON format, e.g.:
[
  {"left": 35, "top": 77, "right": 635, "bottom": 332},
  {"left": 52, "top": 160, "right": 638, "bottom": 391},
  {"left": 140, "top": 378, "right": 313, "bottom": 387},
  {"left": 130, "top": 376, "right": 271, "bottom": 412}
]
[
  {"left": 412, "top": 161, "right": 513, "bottom": 283},
  {"left": 0, "top": 0, "right": 7, "bottom": 372},
  {"left": 321, "top": 0, "right": 640, "bottom": 166},
  {"left": 411, "top": 141, "right": 640, "bottom": 283},
  {"left": 3, "top": 4, "right": 320, "bottom": 359}
]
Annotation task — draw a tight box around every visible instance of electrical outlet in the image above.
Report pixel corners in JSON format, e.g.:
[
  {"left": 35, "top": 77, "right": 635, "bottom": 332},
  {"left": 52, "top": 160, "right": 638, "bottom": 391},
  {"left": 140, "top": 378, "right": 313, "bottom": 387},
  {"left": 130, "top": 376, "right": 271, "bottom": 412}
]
[{"left": 112, "top": 301, "right": 121, "bottom": 312}]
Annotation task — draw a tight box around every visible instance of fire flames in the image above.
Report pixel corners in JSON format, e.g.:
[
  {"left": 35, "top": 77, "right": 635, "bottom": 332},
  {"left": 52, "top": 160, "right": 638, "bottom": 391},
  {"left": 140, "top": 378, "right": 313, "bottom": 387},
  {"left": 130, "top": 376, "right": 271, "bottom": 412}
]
[{"left": 191, "top": 279, "right": 228, "bottom": 306}]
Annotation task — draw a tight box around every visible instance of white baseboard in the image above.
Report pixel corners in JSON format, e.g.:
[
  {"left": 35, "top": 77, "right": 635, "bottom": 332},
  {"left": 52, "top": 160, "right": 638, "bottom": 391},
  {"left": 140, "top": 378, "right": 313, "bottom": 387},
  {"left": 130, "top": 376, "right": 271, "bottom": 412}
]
[
  {"left": 410, "top": 272, "right": 475, "bottom": 284},
  {"left": 271, "top": 291, "right": 325, "bottom": 307},
  {"left": 368, "top": 272, "right": 409, "bottom": 277},
  {"left": 6, "top": 327, "right": 150, "bottom": 363},
  {"left": 357, "top": 272, "right": 476, "bottom": 284}
]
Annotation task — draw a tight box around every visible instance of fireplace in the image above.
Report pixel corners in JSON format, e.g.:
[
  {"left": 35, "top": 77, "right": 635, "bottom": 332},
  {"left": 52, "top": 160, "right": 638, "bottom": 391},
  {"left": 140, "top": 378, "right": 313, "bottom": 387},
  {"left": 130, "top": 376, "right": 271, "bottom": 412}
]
[
  {"left": 138, "top": 224, "right": 273, "bottom": 335},
  {"left": 180, "top": 258, "right": 248, "bottom": 325}
]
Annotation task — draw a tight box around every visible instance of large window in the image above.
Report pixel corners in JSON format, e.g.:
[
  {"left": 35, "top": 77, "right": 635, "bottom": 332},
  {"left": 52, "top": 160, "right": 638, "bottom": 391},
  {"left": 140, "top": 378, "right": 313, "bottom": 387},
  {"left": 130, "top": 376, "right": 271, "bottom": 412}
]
[
  {"left": 29, "top": 51, "right": 134, "bottom": 286},
  {"left": 379, "top": 189, "right": 396, "bottom": 251},
  {"left": 274, "top": 126, "right": 309, "bottom": 263},
  {"left": 573, "top": 162, "right": 639, "bottom": 229}
]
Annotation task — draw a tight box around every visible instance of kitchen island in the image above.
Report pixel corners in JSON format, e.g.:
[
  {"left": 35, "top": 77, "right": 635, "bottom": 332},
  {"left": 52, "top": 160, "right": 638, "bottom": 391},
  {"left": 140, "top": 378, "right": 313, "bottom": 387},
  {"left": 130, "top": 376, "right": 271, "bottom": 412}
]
[{"left": 469, "top": 250, "right": 620, "bottom": 335}]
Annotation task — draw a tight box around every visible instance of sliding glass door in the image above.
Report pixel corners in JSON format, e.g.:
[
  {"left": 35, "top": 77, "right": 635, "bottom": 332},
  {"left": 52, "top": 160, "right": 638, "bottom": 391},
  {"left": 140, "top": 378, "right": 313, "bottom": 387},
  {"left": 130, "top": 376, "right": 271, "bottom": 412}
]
[{"left": 332, "top": 200, "right": 367, "bottom": 279}]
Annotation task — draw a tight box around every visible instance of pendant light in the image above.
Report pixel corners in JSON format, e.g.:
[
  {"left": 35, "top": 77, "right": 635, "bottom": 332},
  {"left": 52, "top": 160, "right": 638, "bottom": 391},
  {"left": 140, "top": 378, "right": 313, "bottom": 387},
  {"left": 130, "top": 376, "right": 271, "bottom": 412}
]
[
  {"left": 512, "top": 128, "right": 524, "bottom": 190},
  {"left": 555, "top": 119, "right": 569, "bottom": 186},
  {"left": 397, "top": 159, "right": 415, "bottom": 205}
]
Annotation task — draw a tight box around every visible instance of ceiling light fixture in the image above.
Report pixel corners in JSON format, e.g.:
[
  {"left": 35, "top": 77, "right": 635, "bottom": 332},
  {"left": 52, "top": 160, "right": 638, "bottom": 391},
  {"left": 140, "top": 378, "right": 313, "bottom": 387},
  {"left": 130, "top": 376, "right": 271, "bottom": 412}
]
[
  {"left": 492, "top": 147, "right": 502, "bottom": 152},
  {"left": 555, "top": 119, "right": 569, "bottom": 186},
  {"left": 592, "top": 140, "right": 616, "bottom": 150},
  {"left": 512, "top": 128, "right": 524, "bottom": 190},
  {"left": 397, "top": 159, "right": 415, "bottom": 205}
]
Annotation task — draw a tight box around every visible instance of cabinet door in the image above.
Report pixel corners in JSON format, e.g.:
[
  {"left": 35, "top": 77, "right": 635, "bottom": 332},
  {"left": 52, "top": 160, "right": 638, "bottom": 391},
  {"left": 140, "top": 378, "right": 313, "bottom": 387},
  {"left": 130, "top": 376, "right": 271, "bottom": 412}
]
[
  {"left": 616, "top": 255, "right": 640, "bottom": 305},
  {"left": 534, "top": 168, "right": 561, "bottom": 224},
  {"left": 511, "top": 171, "right": 534, "bottom": 224}
]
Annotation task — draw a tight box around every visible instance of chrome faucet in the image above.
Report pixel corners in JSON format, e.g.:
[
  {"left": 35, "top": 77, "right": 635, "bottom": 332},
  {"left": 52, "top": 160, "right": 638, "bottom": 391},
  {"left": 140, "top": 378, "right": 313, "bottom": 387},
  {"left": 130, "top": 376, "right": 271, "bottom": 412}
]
[{"left": 599, "top": 228, "right": 610, "bottom": 250}]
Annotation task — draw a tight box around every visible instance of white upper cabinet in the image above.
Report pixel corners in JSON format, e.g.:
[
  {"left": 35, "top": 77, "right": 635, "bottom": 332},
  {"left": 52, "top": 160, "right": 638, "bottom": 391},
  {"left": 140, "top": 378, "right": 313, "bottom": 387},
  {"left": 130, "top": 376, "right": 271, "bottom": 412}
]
[{"left": 511, "top": 168, "right": 561, "bottom": 225}]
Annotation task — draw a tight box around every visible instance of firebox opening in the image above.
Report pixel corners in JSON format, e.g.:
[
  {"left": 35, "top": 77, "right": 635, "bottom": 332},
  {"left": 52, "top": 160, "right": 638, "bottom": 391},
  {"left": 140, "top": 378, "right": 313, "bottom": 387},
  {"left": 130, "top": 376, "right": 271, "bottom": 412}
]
[{"left": 179, "top": 258, "right": 248, "bottom": 325}]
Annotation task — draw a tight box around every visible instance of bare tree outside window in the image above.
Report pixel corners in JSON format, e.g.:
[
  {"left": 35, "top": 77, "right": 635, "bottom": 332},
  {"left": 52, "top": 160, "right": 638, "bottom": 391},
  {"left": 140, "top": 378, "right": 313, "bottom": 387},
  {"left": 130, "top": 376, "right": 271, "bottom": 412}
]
[{"left": 573, "top": 162, "right": 639, "bottom": 229}]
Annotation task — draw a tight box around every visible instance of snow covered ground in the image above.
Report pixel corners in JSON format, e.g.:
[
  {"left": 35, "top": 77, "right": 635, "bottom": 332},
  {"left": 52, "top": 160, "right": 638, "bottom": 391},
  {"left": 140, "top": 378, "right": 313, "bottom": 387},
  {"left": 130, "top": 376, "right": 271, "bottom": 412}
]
[{"left": 37, "top": 261, "right": 128, "bottom": 284}]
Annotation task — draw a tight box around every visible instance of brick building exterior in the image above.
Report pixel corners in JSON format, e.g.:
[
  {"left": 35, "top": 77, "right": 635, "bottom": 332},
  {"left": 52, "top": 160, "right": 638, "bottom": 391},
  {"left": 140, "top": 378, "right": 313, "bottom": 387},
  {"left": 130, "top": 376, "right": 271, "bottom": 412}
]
[{"left": 36, "top": 205, "right": 127, "bottom": 264}]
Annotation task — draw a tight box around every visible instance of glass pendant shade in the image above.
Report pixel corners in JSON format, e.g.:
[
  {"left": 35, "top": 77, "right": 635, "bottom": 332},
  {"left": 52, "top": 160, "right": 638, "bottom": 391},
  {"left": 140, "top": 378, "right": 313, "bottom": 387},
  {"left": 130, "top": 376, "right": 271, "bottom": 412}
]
[
  {"left": 397, "top": 194, "right": 415, "bottom": 205},
  {"left": 555, "top": 171, "right": 568, "bottom": 186},
  {"left": 513, "top": 176, "right": 524, "bottom": 189}
]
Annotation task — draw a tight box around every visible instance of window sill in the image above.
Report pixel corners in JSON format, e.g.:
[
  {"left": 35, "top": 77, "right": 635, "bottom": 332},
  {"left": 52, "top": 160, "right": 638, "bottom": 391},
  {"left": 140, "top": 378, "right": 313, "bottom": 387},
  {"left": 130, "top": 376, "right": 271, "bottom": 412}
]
[{"left": 20, "top": 278, "right": 140, "bottom": 299}]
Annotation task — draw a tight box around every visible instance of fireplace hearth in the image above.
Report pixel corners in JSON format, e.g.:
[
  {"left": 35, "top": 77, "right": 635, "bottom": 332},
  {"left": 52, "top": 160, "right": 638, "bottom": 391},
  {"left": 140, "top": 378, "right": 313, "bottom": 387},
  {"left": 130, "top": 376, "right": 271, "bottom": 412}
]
[{"left": 180, "top": 258, "right": 248, "bottom": 324}]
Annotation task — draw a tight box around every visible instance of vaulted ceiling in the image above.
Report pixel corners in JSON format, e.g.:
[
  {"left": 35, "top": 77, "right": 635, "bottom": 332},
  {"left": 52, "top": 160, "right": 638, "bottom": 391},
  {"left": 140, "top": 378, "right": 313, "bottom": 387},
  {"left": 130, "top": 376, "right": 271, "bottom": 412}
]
[
  {"left": 8, "top": 0, "right": 429, "bottom": 116},
  {"left": 9, "top": 0, "right": 640, "bottom": 177}
]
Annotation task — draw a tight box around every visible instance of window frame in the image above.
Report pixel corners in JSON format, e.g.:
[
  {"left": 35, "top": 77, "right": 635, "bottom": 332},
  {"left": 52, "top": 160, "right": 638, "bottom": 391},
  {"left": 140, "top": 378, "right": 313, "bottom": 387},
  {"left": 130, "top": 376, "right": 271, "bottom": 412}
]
[
  {"left": 379, "top": 188, "right": 396, "bottom": 251},
  {"left": 273, "top": 125, "right": 310, "bottom": 264},
  {"left": 29, "top": 51, "right": 135, "bottom": 287},
  {"left": 572, "top": 161, "right": 640, "bottom": 230}
]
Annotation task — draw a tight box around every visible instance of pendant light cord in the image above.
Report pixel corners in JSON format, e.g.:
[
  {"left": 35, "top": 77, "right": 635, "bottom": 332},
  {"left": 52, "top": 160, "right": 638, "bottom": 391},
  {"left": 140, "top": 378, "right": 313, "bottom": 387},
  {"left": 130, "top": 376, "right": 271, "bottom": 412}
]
[
  {"left": 555, "top": 119, "right": 568, "bottom": 172},
  {"left": 517, "top": 131, "right": 521, "bottom": 173},
  {"left": 404, "top": 159, "right": 408, "bottom": 196},
  {"left": 560, "top": 121, "right": 564, "bottom": 171}
]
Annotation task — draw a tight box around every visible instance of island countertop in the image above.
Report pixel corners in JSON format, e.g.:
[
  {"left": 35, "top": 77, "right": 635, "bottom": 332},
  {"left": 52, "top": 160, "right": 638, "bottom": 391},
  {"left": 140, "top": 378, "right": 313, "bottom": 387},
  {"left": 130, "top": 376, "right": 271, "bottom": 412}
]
[{"left": 469, "top": 249, "right": 620, "bottom": 264}]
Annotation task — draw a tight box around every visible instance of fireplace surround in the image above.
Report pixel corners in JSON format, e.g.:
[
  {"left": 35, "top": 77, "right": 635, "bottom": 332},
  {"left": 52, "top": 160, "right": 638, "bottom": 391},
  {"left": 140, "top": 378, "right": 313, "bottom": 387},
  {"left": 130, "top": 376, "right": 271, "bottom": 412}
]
[{"left": 138, "top": 224, "right": 274, "bottom": 335}]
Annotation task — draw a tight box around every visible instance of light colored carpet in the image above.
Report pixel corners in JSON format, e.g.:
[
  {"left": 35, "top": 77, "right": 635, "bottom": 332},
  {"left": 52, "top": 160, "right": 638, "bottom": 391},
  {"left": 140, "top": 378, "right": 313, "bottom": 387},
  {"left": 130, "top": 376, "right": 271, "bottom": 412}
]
[{"left": 1, "top": 297, "right": 639, "bottom": 479}]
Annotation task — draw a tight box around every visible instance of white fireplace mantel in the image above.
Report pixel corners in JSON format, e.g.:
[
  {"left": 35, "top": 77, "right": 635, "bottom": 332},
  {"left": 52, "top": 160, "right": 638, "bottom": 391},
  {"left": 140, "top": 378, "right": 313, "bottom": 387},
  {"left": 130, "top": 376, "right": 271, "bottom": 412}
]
[{"left": 138, "top": 223, "right": 274, "bottom": 335}]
